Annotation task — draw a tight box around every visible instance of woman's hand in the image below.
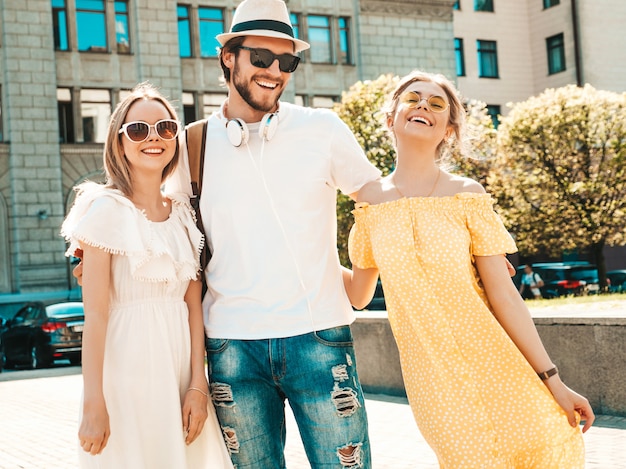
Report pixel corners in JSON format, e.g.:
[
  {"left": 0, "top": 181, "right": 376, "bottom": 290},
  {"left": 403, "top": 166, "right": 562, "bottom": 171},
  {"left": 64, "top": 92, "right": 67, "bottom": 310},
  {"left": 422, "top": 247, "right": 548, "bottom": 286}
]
[
  {"left": 79, "top": 398, "right": 110, "bottom": 455},
  {"left": 182, "top": 387, "right": 209, "bottom": 444},
  {"left": 545, "top": 377, "right": 595, "bottom": 433}
]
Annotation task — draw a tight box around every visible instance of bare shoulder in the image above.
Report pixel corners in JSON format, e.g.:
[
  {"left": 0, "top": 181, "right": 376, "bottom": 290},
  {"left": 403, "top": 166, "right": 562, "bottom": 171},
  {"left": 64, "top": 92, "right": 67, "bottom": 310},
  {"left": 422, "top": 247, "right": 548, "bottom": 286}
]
[
  {"left": 357, "top": 176, "right": 399, "bottom": 204},
  {"left": 439, "top": 171, "right": 485, "bottom": 196}
]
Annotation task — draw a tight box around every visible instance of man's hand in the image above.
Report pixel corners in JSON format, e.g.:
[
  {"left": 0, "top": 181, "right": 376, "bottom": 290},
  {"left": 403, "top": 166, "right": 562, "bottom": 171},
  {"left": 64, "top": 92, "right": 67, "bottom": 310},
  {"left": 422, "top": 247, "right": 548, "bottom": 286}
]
[
  {"left": 73, "top": 248, "right": 84, "bottom": 286},
  {"left": 505, "top": 257, "right": 515, "bottom": 277}
]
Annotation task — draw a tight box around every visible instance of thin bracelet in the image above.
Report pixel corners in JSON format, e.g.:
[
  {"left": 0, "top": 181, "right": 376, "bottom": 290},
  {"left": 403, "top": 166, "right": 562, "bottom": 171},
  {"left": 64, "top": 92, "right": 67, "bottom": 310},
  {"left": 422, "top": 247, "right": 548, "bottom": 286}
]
[
  {"left": 537, "top": 365, "right": 558, "bottom": 381},
  {"left": 187, "top": 387, "right": 209, "bottom": 397}
]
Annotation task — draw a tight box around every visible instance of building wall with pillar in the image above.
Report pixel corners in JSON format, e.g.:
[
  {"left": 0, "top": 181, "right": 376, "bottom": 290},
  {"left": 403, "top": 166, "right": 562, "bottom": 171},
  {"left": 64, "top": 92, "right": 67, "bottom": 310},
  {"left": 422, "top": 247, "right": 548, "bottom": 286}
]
[{"left": 0, "top": 0, "right": 456, "bottom": 294}]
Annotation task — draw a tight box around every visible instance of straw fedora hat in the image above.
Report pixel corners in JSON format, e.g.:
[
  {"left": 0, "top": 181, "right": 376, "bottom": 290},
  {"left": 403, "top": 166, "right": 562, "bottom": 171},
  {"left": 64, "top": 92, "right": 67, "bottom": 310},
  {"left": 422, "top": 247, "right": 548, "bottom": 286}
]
[{"left": 216, "top": 0, "right": 310, "bottom": 53}]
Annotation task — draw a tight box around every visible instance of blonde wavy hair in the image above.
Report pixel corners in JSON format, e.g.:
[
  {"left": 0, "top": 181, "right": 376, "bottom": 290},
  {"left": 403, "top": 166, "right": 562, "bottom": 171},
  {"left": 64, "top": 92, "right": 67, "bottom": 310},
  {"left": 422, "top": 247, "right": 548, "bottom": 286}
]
[{"left": 383, "top": 70, "right": 467, "bottom": 162}]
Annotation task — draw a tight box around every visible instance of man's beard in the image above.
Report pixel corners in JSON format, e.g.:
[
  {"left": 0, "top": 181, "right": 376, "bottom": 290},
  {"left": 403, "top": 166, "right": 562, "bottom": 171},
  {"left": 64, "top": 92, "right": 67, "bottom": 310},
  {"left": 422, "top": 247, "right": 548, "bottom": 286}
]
[{"left": 232, "top": 62, "right": 283, "bottom": 114}]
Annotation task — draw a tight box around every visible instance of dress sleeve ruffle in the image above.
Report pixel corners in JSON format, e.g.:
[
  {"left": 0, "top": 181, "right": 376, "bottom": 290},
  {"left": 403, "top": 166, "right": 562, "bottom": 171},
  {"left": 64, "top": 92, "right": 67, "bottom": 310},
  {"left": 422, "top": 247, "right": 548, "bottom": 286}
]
[
  {"left": 61, "top": 182, "right": 204, "bottom": 283},
  {"left": 348, "top": 202, "right": 378, "bottom": 270},
  {"left": 457, "top": 193, "right": 518, "bottom": 256},
  {"left": 167, "top": 192, "right": 205, "bottom": 280}
]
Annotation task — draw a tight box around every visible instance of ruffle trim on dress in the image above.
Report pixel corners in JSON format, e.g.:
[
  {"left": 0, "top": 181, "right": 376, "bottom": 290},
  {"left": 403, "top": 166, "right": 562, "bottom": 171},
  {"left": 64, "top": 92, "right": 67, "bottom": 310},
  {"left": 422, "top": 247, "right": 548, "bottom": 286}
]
[
  {"left": 353, "top": 192, "right": 493, "bottom": 212},
  {"left": 61, "top": 182, "right": 203, "bottom": 283}
]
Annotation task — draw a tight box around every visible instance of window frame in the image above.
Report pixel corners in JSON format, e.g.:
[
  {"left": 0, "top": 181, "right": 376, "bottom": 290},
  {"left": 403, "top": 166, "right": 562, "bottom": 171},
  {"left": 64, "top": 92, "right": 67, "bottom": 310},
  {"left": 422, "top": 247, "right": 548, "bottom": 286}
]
[
  {"left": 52, "top": 0, "right": 69, "bottom": 51},
  {"left": 477, "top": 39, "right": 499, "bottom": 78},
  {"left": 57, "top": 88, "right": 75, "bottom": 143},
  {"left": 114, "top": 0, "right": 131, "bottom": 54},
  {"left": 454, "top": 38, "right": 465, "bottom": 77},
  {"left": 486, "top": 104, "right": 501, "bottom": 128},
  {"left": 79, "top": 88, "right": 111, "bottom": 143},
  {"left": 307, "top": 15, "right": 333, "bottom": 64},
  {"left": 177, "top": 4, "right": 193, "bottom": 58},
  {"left": 546, "top": 32, "right": 566, "bottom": 75},
  {"left": 198, "top": 7, "right": 224, "bottom": 58},
  {"left": 474, "top": 0, "right": 494, "bottom": 12},
  {"left": 338, "top": 17, "right": 352, "bottom": 65},
  {"left": 543, "top": 0, "right": 560, "bottom": 9},
  {"left": 75, "top": 0, "right": 108, "bottom": 53}
]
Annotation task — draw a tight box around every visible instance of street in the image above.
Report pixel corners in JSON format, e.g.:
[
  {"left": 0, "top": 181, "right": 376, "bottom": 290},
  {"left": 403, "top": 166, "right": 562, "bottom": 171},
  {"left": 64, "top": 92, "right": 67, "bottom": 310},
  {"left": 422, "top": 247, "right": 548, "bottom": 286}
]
[{"left": 1, "top": 364, "right": 625, "bottom": 468}]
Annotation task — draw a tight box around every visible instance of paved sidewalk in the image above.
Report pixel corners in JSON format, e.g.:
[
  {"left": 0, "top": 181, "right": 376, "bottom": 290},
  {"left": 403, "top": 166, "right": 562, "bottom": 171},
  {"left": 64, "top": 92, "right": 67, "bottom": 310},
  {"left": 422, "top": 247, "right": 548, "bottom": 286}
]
[{"left": 1, "top": 368, "right": 625, "bottom": 468}]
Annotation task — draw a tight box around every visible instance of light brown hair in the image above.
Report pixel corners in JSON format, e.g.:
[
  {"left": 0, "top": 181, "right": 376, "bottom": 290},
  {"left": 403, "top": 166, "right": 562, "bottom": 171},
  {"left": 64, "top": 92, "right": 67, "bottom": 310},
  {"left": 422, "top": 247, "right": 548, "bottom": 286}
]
[{"left": 103, "top": 82, "right": 180, "bottom": 196}]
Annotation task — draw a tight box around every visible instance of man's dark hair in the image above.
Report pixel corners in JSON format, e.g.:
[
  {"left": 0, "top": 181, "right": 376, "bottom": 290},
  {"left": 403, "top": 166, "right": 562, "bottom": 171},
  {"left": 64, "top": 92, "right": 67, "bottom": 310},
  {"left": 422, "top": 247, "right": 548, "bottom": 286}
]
[{"left": 219, "top": 36, "right": 246, "bottom": 83}]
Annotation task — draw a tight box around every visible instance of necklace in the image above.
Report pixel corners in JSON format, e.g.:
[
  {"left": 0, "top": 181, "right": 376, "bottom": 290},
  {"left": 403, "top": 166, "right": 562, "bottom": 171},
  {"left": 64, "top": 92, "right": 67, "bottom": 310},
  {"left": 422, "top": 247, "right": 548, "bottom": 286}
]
[{"left": 393, "top": 169, "right": 441, "bottom": 198}]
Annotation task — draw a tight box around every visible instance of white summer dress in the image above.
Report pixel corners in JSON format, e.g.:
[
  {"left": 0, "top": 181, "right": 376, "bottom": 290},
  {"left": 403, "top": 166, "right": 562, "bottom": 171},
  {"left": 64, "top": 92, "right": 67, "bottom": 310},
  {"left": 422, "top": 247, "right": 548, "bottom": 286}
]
[{"left": 62, "top": 183, "right": 233, "bottom": 469}]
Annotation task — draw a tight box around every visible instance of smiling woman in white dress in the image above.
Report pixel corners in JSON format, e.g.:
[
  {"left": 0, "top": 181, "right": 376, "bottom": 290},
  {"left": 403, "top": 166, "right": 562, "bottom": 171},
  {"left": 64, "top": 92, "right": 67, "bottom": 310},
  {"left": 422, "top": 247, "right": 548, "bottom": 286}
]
[{"left": 61, "top": 82, "right": 232, "bottom": 469}]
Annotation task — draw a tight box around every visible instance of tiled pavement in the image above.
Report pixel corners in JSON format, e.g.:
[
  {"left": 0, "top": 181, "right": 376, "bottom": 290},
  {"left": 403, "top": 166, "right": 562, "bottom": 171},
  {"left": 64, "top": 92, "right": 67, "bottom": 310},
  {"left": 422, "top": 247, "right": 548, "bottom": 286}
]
[{"left": 1, "top": 367, "right": 625, "bottom": 468}]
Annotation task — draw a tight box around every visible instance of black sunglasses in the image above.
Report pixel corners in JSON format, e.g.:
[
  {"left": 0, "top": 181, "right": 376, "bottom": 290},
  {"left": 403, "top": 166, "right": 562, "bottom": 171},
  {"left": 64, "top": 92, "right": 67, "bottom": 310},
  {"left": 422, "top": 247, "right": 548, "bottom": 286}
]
[{"left": 238, "top": 46, "right": 300, "bottom": 73}]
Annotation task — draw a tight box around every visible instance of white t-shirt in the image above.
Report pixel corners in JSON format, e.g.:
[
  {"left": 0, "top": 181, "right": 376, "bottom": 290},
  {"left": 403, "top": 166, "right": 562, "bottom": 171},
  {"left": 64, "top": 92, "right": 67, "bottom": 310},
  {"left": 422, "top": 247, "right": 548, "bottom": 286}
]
[{"left": 167, "top": 102, "right": 381, "bottom": 339}]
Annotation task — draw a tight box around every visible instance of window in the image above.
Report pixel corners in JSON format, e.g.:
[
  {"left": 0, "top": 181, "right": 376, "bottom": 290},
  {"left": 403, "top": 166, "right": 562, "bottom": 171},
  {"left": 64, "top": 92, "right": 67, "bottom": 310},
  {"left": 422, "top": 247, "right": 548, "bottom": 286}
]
[
  {"left": 454, "top": 38, "right": 465, "bottom": 76},
  {"left": 0, "top": 87, "right": 3, "bottom": 141},
  {"left": 203, "top": 93, "right": 226, "bottom": 118},
  {"left": 474, "top": 0, "right": 494, "bottom": 11},
  {"left": 199, "top": 7, "right": 223, "bottom": 58},
  {"left": 290, "top": 13, "right": 301, "bottom": 42},
  {"left": 115, "top": 1, "right": 130, "bottom": 53},
  {"left": 311, "top": 96, "right": 336, "bottom": 109},
  {"left": 477, "top": 40, "right": 499, "bottom": 78},
  {"left": 543, "top": 0, "right": 559, "bottom": 8},
  {"left": 183, "top": 92, "right": 196, "bottom": 124},
  {"left": 178, "top": 5, "right": 192, "bottom": 58},
  {"left": 546, "top": 33, "right": 565, "bottom": 74},
  {"left": 52, "top": 0, "right": 69, "bottom": 51},
  {"left": 80, "top": 89, "right": 111, "bottom": 143},
  {"left": 486, "top": 104, "right": 501, "bottom": 128},
  {"left": 57, "top": 88, "right": 75, "bottom": 143},
  {"left": 76, "top": 0, "right": 107, "bottom": 52},
  {"left": 308, "top": 15, "right": 332, "bottom": 63},
  {"left": 338, "top": 17, "right": 351, "bottom": 65},
  {"left": 453, "top": 1, "right": 460, "bottom": 9}
]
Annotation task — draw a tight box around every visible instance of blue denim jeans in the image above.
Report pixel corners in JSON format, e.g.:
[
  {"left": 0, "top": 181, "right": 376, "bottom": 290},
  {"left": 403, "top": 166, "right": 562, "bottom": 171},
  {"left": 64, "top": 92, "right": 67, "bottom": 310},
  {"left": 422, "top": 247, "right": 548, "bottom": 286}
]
[{"left": 206, "top": 325, "right": 371, "bottom": 469}]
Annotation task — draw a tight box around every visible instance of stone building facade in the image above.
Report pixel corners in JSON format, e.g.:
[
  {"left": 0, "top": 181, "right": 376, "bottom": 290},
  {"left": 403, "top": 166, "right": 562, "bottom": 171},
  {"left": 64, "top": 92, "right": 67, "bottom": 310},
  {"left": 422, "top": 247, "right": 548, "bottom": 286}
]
[
  {"left": 453, "top": 0, "right": 626, "bottom": 120},
  {"left": 0, "top": 0, "right": 456, "bottom": 294}
]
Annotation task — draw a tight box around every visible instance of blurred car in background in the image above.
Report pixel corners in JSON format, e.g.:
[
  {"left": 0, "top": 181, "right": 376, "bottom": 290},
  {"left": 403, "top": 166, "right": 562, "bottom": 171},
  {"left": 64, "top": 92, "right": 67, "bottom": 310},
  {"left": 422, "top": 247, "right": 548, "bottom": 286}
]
[
  {"left": 0, "top": 302, "right": 84, "bottom": 371},
  {"left": 364, "top": 280, "right": 386, "bottom": 311},
  {"left": 351, "top": 279, "right": 387, "bottom": 311},
  {"left": 607, "top": 270, "right": 626, "bottom": 293},
  {"left": 514, "top": 262, "right": 601, "bottom": 298}
]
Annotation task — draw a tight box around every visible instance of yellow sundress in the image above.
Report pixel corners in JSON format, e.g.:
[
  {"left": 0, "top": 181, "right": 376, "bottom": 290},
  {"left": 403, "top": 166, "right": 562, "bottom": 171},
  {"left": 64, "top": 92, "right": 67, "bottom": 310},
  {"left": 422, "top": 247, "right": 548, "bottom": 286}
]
[{"left": 349, "top": 193, "right": 584, "bottom": 469}]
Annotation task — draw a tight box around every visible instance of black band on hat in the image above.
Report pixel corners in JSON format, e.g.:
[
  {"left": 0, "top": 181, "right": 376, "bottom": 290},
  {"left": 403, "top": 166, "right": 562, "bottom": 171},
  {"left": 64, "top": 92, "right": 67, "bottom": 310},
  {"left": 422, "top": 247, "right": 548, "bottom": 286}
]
[{"left": 231, "top": 19, "right": 294, "bottom": 38}]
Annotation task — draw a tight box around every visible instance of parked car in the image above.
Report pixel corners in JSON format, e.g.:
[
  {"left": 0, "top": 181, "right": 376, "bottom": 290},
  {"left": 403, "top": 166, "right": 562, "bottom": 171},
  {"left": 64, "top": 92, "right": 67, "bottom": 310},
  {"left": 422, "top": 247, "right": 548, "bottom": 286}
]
[
  {"left": 364, "top": 280, "right": 387, "bottom": 311},
  {"left": 352, "top": 279, "right": 387, "bottom": 311},
  {"left": 607, "top": 270, "right": 626, "bottom": 293},
  {"left": 514, "top": 262, "right": 601, "bottom": 298},
  {"left": 0, "top": 301, "right": 84, "bottom": 371}
]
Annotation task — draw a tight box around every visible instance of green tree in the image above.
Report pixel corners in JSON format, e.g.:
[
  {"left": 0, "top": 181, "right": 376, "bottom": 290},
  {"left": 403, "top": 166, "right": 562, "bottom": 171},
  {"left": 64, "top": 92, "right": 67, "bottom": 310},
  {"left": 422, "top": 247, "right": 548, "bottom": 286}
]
[
  {"left": 333, "top": 74, "right": 498, "bottom": 267},
  {"left": 489, "top": 84, "right": 626, "bottom": 288},
  {"left": 333, "top": 74, "right": 397, "bottom": 267}
]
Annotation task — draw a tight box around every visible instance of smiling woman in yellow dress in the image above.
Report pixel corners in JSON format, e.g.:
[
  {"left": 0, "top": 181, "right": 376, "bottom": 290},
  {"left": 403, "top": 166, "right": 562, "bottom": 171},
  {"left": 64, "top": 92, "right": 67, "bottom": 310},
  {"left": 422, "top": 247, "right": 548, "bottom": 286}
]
[{"left": 343, "top": 70, "right": 594, "bottom": 468}]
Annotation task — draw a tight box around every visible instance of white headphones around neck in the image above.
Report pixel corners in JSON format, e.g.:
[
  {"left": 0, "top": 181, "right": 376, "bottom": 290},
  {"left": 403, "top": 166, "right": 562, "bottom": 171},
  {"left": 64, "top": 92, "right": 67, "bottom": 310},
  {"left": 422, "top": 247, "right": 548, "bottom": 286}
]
[{"left": 224, "top": 112, "right": 279, "bottom": 147}]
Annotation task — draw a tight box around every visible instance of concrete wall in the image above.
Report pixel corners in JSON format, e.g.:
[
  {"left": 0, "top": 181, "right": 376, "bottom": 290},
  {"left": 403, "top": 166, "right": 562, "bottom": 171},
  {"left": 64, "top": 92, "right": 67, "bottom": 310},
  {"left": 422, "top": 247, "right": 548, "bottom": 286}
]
[{"left": 352, "top": 312, "right": 626, "bottom": 417}]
